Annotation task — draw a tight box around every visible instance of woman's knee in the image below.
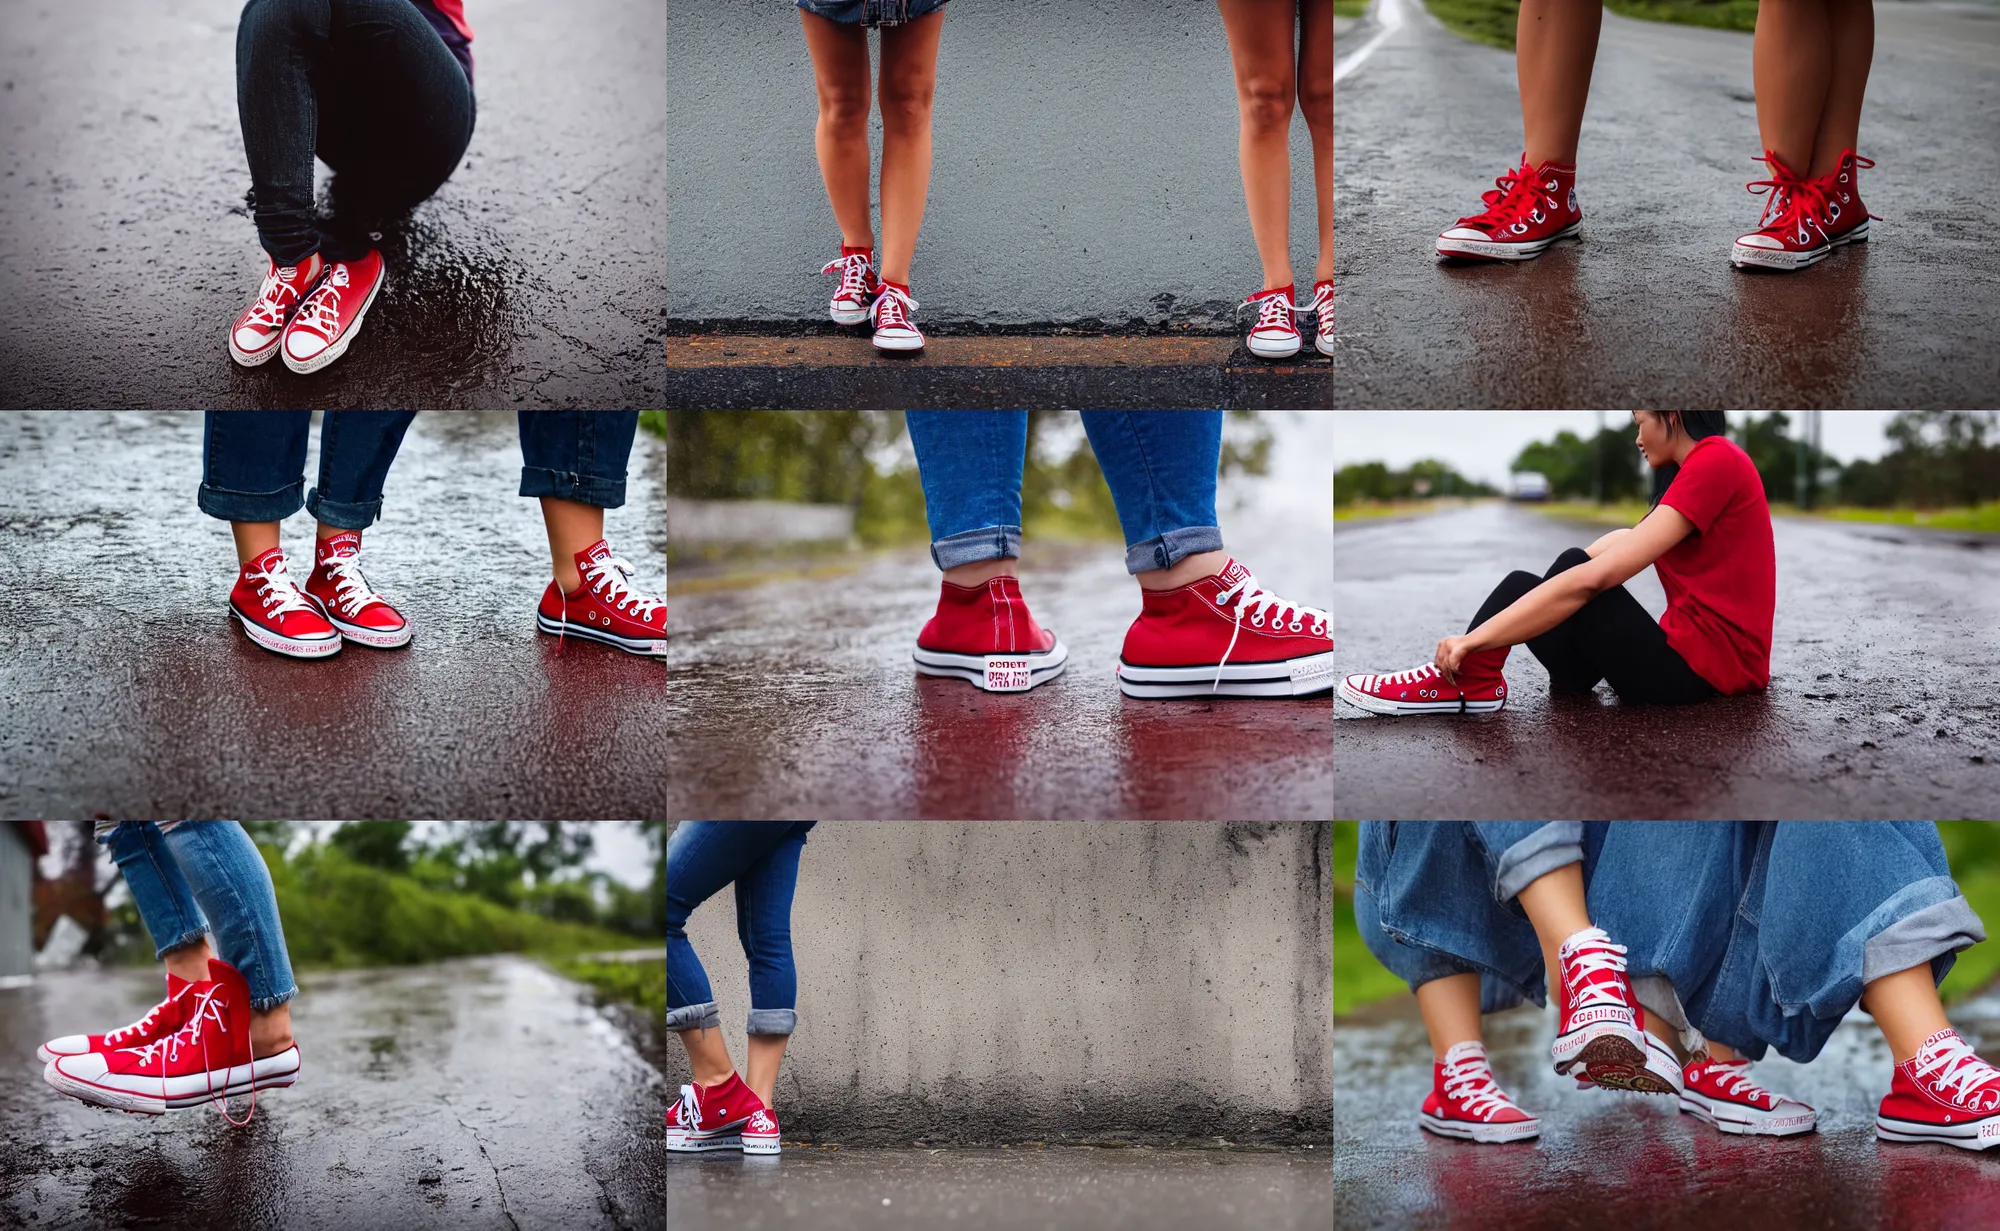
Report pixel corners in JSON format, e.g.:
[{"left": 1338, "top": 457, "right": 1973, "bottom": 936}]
[
  {"left": 816, "top": 84, "right": 872, "bottom": 135},
  {"left": 1548, "top": 546, "right": 1592, "bottom": 575},
  {"left": 878, "top": 79, "right": 936, "bottom": 133},
  {"left": 1236, "top": 73, "right": 1296, "bottom": 134},
  {"left": 1297, "top": 78, "right": 1332, "bottom": 134},
  {"left": 240, "top": 0, "right": 331, "bottom": 40}
]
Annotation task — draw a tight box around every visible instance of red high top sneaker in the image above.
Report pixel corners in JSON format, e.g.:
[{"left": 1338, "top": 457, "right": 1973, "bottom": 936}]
[
  {"left": 1242, "top": 286, "right": 1302, "bottom": 359},
  {"left": 1549, "top": 927, "right": 1648, "bottom": 1080},
  {"left": 43, "top": 958, "right": 301, "bottom": 1116},
  {"left": 1730, "top": 153, "right": 1832, "bottom": 271},
  {"left": 1308, "top": 279, "right": 1332, "bottom": 357},
  {"left": 1681, "top": 1053, "right": 1816, "bottom": 1136},
  {"left": 1876, "top": 1028, "right": 2000, "bottom": 1150},
  {"left": 281, "top": 249, "right": 386, "bottom": 374},
  {"left": 1571, "top": 1006, "right": 1683, "bottom": 1096},
  {"left": 229, "top": 253, "right": 323, "bottom": 367},
  {"left": 38, "top": 971, "right": 205, "bottom": 1064},
  {"left": 668, "top": 1073, "right": 771, "bottom": 1153},
  {"left": 1116, "top": 558, "right": 1332, "bottom": 699},
  {"left": 230, "top": 547, "right": 342, "bottom": 659},
  {"left": 304, "top": 531, "right": 411, "bottom": 649},
  {"left": 1436, "top": 157, "right": 1582, "bottom": 261},
  {"left": 1338, "top": 652, "right": 1508, "bottom": 715},
  {"left": 1419, "top": 1041, "right": 1541, "bottom": 1144},
  {"left": 871, "top": 282, "right": 924, "bottom": 352},
  {"left": 820, "top": 246, "right": 881, "bottom": 325},
  {"left": 913, "top": 574, "right": 1068, "bottom": 693},
  {"left": 1816, "top": 149, "right": 1876, "bottom": 249},
  {"left": 536, "top": 539, "right": 666, "bottom": 656}
]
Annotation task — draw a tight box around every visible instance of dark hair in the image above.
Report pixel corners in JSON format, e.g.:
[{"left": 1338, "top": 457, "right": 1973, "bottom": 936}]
[{"left": 1647, "top": 412, "right": 1732, "bottom": 505}]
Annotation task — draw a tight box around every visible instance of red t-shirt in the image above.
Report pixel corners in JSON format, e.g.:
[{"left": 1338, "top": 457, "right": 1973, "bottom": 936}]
[{"left": 1655, "top": 436, "right": 1775, "bottom": 695}]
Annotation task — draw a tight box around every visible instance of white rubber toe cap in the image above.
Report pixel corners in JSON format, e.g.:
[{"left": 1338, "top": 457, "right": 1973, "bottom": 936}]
[
  {"left": 51, "top": 1052, "right": 110, "bottom": 1081},
  {"left": 1734, "top": 233, "right": 1786, "bottom": 250},
  {"left": 286, "top": 331, "right": 330, "bottom": 361},
  {"left": 40, "top": 1035, "right": 89, "bottom": 1061},
  {"left": 1439, "top": 226, "right": 1493, "bottom": 241}
]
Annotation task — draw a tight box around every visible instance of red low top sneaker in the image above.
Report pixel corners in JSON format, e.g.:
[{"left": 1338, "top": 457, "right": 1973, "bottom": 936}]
[
  {"left": 913, "top": 575, "right": 1069, "bottom": 693},
  {"left": 38, "top": 971, "right": 204, "bottom": 1065},
  {"left": 821, "top": 246, "right": 881, "bottom": 325},
  {"left": 43, "top": 958, "right": 301, "bottom": 1116},
  {"left": 1816, "top": 148, "right": 1876, "bottom": 249},
  {"left": 1550, "top": 927, "right": 1649, "bottom": 1081},
  {"left": 1681, "top": 1054, "right": 1816, "bottom": 1136},
  {"left": 871, "top": 282, "right": 924, "bottom": 351},
  {"left": 1242, "top": 286, "right": 1302, "bottom": 359},
  {"left": 1876, "top": 1028, "right": 2000, "bottom": 1150},
  {"left": 304, "top": 532, "right": 411, "bottom": 649},
  {"left": 230, "top": 547, "right": 342, "bottom": 659},
  {"left": 1436, "top": 157, "right": 1582, "bottom": 261},
  {"left": 1308, "top": 279, "right": 1332, "bottom": 357},
  {"left": 1419, "top": 1041, "right": 1541, "bottom": 1144},
  {"left": 668, "top": 1073, "right": 770, "bottom": 1153},
  {"left": 1730, "top": 153, "right": 1832, "bottom": 271},
  {"left": 537, "top": 539, "right": 665, "bottom": 656},
  {"left": 282, "top": 249, "right": 386, "bottom": 374},
  {"left": 1339, "top": 660, "right": 1507, "bottom": 715},
  {"left": 229, "top": 254, "right": 323, "bottom": 367},
  {"left": 1117, "top": 558, "right": 1333, "bottom": 699}
]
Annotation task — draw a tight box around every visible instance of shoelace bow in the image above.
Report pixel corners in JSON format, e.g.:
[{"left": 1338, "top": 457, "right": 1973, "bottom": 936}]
[
  {"left": 1462, "top": 164, "right": 1560, "bottom": 233},
  {"left": 1912, "top": 1034, "right": 2000, "bottom": 1110},
  {"left": 1565, "top": 938, "right": 1633, "bottom": 1011},
  {"left": 247, "top": 556, "right": 317, "bottom": 620},
  {"left": 319, "top": 551, "right": 384, "bottom": 615},
  {"left": 583, "top": 555, "right": 664, "bottom": 619},
  {"left": 872, "top": 285, "right": 918, "bottom": 329},
  {"left": 1441, "top": 1056, "right": 1520, "bottom": 1121},
  {"left": 1209, "top": 571, "right": 1329, "bottom": 691},
  {"left": 291, "top": 265, "right": 351, "bottom": 339},
  {"left": 1239, "top": 291, "right": 1298, "bottom": 335},
  {"left": 820, "top": 252, "right": 875, "bottom": 302},
  {"left": 1746, "top": 158, "right": 1831, "bottom": 244},
  {"left": 122, "top": 984, "right": 264, "bottom": 1126},
  {"left": 677, "top": 1084, "right": 702, "bottom": 1131}
]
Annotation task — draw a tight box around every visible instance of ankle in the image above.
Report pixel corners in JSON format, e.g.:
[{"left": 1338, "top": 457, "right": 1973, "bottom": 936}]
[
  {"left": 250, "top": 1027, "right": 295, "bottom": 1058},
  {"left": 694, "top": 1067, "right": 736, "bottom": 1090},
  {"left": 941, "top": 559, "right": 1016, "bottom": 588}
]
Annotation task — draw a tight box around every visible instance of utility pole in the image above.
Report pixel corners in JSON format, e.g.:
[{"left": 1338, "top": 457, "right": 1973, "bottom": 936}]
[
  {"left": 1807, "top": 410, "right": 1823, "bottom": 510},
  {"left": 1795, "top": 415, "right": 1808, "bottom": 509},
  {"left": 1593, "top": 410, "right": 1605, "bottom": 505}
]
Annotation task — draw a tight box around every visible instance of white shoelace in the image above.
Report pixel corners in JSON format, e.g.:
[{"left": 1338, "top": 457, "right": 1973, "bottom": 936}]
[
  {"left": 245, "top": 267, "right": 302, "bottom": 330},
  {"left": 1209, "top": 570, "right": 1329, "bottom": 691},
  {"left": 127, "top": 988, "right": 228, "bottom": 1071},
  {"left": 872, "top": 284, "right": 919, "bottom": 331},
  {"left": 1241, "top": 290, "right": 1298, "bottom": 336},
  {"left": 1563, "top": 933, "right": 1633, "bottom": 1013},
  {"left": 1912, "top": 1033, "right": 2000, "bottom": 1109},
  {"left": 103, "top": 986, "right": 190, "bottom": 1047},
  {"left": 245, "top": 555, "right": 317, "bottom": 621},
  {"left": 1441, "top": 1055, "right": 1522, "bottom": 1122},
  {"left": 676, "top": 1083, "right": 702, "bottom": 1131},
  {"left": 1696, "top": 1059, "right": 1775, "bottom": 1104},
  {"left": 1371, "top": 662, "right": 1443, "bottom": 688},
  {"left": 820, "top": 252, "right": 874, "bottom": 304},
  {"left": 291, "top": 264, "right": 350, "bottom": 341},
  {"left": 583, "top": 554, "right": 663, "bottom": 619},
  {"left": 318, "top": 551, "right": 384, "bottom": 616}
]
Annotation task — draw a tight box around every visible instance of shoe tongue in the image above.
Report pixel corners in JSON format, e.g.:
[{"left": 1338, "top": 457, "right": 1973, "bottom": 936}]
[
  {"left": 577, "top": 539, "right": 613, "bottom": 567},
  {"left": 318, "top": 531, "right": 361, "bottom": 560},
  {"left": 1558, "top": 926, "right": 1610, "bottom": 959},
  {"left": 1441, "top": 1041, "right": 1488, "bottom": 1066},
  {"left": 1918, "top": 1028, "right": 1961, "bottom": 1054},
  {"left": 245, "top": 547, "right": 287, "bottom": 574},
  {"left": 1213, "top": 558, "right": 1251, "bottom": 590}
]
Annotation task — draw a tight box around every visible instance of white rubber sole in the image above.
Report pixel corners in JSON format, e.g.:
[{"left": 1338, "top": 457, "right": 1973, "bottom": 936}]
[
  {"left": 872, "top": 330, "right": 924, "bottom": 352},
  {"left": 1877, "top": 1113, "right": 2000, "bottom": 1149},
  {"left": 741, "top": 1134, "right": 781, "bottom": 1155},
  {"left": 231, "top": 605, "right": 342, "bottom": 659},
  {"left": 1246, "top": 333, "right": 1301, "bottom": 359},
  {"left": 1830, "top": 219, "right": 1872, "bottom": 248},
  {"left": 1436, "top": 222, "right": 1582, "bottom": 262},
  {"left": 535, "top": 612, "right": 666, "bottom": 656},
  {"left": 1419, "top": 1111, "right": 1541, "bottom": 1144},
  {"left": 667, "top": 1122, "right": 745, "bottom": 1153},
  {"left": 1551, "top": 1020, "right": 1647, "bottom": 1078},
  {"left": 44, "top": 1047, "right": 301, "bottom": 1115},
  {"left": 228, "top": 331, "right": 283, "bottom": 368},
  {"left": 830, "top": 301, "right": 871, "bottom": 325},
  {"left": 1681, "top": 1093, "right": 1816, "bottom": 1136},
  {"left": 1315, "top": 327, "right": 1333, "bottom": 357},
  {"left": 1730, "top": 241, "right": 1830, "bottom": 271},
  {"left": 36, "top": 1044, "right": 65, "bottom": 1065},
  {"left": 1337, "top": 679, "right": 1503, "bottom": 715},
  {"left": 913, "top": 640, "right": 1069, "bottom": 692},
  {"left": 1117, "top": 650, "right": 1335, "bottom": 699},
  {"left": 305, "top": 594, "right": 412, "bottom": 649},
  {"left": 282, "top": 267, "right": 385, "bottom": 375}
]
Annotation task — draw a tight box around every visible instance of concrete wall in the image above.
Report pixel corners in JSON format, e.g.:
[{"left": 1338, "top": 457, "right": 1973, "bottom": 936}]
[{"left": 666, "top": 821, "right": 1332, "bottom": 1145}]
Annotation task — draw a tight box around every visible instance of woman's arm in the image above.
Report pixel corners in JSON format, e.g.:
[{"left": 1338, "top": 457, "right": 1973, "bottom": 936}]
[{"left": 1434, "top": 504, "right": 1697, "bottom": 680}]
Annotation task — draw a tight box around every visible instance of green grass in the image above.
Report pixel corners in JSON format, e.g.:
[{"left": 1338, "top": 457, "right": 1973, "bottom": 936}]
[
  {"left": 1334, "top": 500, "right": 1452, "bottom": 522},
  {"left": 1424, "top": 0, "right": 1756, "bottom": 51},
  {"left": 1333, "top": 822, "right": 1410, "bottom": 1016},
  {"left": 1335, "top": 0, "right": 1370, "bottom": 17},
  {"left": 1527, "top": 500, "right": 1653, "bottom": 528},
  {"left": 640, "top": 410, "right": 666, "bottom": 439},
  {"left": 551, "top": 956, "right": 666, "bottom": 1017},
  {"left": 1809, "top": 503, "right": 2000, "bottom": 534},
  {"left": 1423, "top": 0, "right": 1520, "bottom": 50}
]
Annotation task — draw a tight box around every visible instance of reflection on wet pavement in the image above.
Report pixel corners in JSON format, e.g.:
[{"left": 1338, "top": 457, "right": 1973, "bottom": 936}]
[
  {"left": 0, "top": 956, "right": 663, "bottom": 1229},
  {"left": 0, "top": 411, "right": 667, "bottom": 820},
  {"left": 1334, "top": 504, "right": 2000, "bottom": 819},
  {"left": 1335, "top": 985, "right": 2000, "bottom": 1230}
]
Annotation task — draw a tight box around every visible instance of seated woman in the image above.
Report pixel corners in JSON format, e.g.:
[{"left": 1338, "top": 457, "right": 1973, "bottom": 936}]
[{"left": 1341, "top": 412, "right": 1772, "bottom": 714}]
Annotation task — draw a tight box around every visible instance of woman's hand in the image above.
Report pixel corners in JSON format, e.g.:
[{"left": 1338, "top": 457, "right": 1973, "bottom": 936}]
[{"left": 1434, "top": 635, "right": 1474, "bottom": 684}]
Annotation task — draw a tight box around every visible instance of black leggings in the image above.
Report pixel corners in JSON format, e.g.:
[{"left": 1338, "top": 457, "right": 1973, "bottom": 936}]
[{"left": 1469, "top": 548, "right": 1719, "bottom": 705}]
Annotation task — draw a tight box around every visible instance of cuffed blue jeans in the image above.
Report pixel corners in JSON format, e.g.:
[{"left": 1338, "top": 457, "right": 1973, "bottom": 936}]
[
  {"left": 95, "top": 821, "right": 299, "bottom": 1012},
  {"left": 199, "top": 411, "right": 418, "bottom": 529},
  {"left": 666, "top": 821, "right": 816, "bottom": 1037},
  {"left": 904, "top": 411, "right": 1225, "bottom": 575},
  {"left": 518, "top": 411, "right": 640, "bottom": 509}
]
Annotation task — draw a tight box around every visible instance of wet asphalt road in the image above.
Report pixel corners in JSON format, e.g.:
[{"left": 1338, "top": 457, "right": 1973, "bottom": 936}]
[
  {"left": 0, "top": 411, "right": 668, "bottom": 821},
  {"left": 1330, "top": 0, "right": 2000, "bottom": 407},
  {"left": 669, "top": 1146, "right": 1332, "bottom": 1231},
  {"left": 0, "top": 0, "right": 663, "bottom": 409},
  {"left": 1333, "top": 503, "right": 2000, "bottom": 819},
  {"left": 667, "top": 0, "right": 1324, "bottom": 332},
  {"left": 0, "top": 956, "right": 664, "bottom": 1230},
  {"left": 1334, "top": 981, "right": 2000, "bottom": 1230},
  {"left": 665, "top": 485, "right": 1331, "bottom": 820}
]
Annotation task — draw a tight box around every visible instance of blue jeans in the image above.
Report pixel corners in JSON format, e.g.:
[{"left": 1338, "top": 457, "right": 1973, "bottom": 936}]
[
  {"left": 1354, "top": 821, "right": 1984, "bottom": 1062},
  {"left": 666, "top": 821, "right": 816, "bottom": 1036},
  {"left": 518, "top": 412, "right": 640, "bottom": 509},
  {"left": 904, "top": 411, "right": 1225, "bottom": 575},
  {"left": 96, "top": 822, "right": 299, "bottom": 1012},
  {"left": 199, "top": 411, "right": 418, "bottom": 529},
  {"left": 796, "top": 0, "right": 949, "bottom": 26}
]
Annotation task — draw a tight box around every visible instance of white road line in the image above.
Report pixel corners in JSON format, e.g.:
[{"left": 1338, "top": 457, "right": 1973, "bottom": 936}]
[{"left": 1334, "top": 0, "right": 1405, "bottom": 83}]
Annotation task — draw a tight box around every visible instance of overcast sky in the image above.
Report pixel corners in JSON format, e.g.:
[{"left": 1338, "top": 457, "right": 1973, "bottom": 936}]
[{"left": 1330, "top": 412, "right": 1902, "bottom": 488}]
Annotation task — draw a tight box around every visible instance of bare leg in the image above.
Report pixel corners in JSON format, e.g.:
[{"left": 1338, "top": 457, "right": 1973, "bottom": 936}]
[
  {"left": 1299, "top": 0, "right": 1333, "bottom": 283},
  {"left": 942, "top": 558, "right": 1016, "bottom": 587},
  {"left": 744, "top": 1035, "right": 792, "bottom": 1110},
  {"left": 1811, "top": 0, "right": 1873, "bottom": 176},
  {"left": 800, "top": 12, "right": 876, "bottom": 251},
  {"left": 1752, "top": 0, "right": 1833, "bottom": 173},
  {"left": 162, "top": 937, "right": 216, "bottom": 984},
  {"left": 539, "top": 497, "right": 605, "bottom": 595},
  {"left": 229, "top": 521, "right": 281, "bottom": 567},
  {"left": 1135, "top": 549, "right": 1228, "bottom": 592},
  {"left": 1860, "top": 963, "right": 1952, "bottom": 1064},
  {"left": 314, "top": 521, "right": 351, "bottom": 543},
  {"left": 675, "top": 1026, "right": 738, "bottom": 1089},
  {"left": 1516, "top": 0, "right": 1603, "bottom": 167},
  {"left": 1514, "top": 862, "right": 1592, "bottom": 1001},
  {"left": 1218, "top": 0, "right": 1298, "bottom": 290},
  {"left": 250, "top": 1003, "right": 294, "bottom": 1059},
  {"left": 1415, "top": 973, "right": 1484, "bottom": 1059},
  {"left": 877, "top": 11, "right": 945, "bottom": 287}
]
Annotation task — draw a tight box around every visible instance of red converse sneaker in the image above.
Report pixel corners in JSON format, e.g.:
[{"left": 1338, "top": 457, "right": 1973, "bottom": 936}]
[
  {"left": 304, "top": 531, "right": 411, "bottom": 649},
  {"left": 228, "top": 254, "right": 323, "bottom": 367},
  {"left": 1681, "top": 1054, "right": 1816, "bottom": 1136},
  {"left": 913, "top": 575, "right": 1069, "bottom": 692},
  {"left": 1876, "top": 1029, "right": 2000, "bottom": 1150},
  {"left": 667, "top": 1073, "right": 768, "bottom": 1153},
  {"left": 1116, "top": 558, "right": 1332, "bottom": 698},
  {"left": 1436, "top": 157, "right": 1582, "bottom": 261},
  {"left": 820, "top": 246, "right": 880, "bottom": 325},
  {"left": 230, "top": 547, "right": 342, "bottom": 659},
  {"left": 1419, "top": 1041, "right": 1541, "bottom": 1143},
  {"left": 1338, "top": 661, "right": 1507, "bottom": 715},
  {"left": 1549, "top": 927, "right": 1648, "bottom": 1080},
  {"left": 871, "top": 282, "right": 924, "bottom": 351},
  {"left": 1571, "top": 1007, "right": 1682, "bottom": 1096},
  {"left": 1816, "top": 149, "right": 1876, "bottom": 249},
  {"left": 1242, "top": 286, "right": 1302, "bottom": 359},
  {"left": 1308, "top": 279, "right": 1332, "bottom": 357},
  {"left": 1730, "top": 153, "right": 1832, "bottom": 271},
  {"left": 38, "top": 972, "right": 204, "bottom": 1064},
  {"left": 43, "top": 958, "right": 301, "bottom": 1116},
  {"left": 281, "top": 249, "right": 386, "bottom": 373},
  {"left": 536, "top": 539, "right": 665, "bottom": 656},
  {"left": 742, "top": 1106, "right": 782, "bottom": 1155}
]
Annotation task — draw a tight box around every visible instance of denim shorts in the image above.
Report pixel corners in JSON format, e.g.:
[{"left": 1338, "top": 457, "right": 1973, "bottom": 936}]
[{"left": 797, "top": 0, "right": 949, "bottom": 26}]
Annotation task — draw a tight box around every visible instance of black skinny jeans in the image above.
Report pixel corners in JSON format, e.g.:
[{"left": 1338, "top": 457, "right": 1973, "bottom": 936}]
[
  {"left": 237, "top": 0, "right": 475, "bottom": 266},
  {"left": 1469, "top": 547, "right": 1719, "bottom": 705}
]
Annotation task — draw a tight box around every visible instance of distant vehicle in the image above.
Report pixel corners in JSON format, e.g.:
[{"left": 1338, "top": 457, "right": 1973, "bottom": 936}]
[{"left": 1509, "top": 471, "right": 1551, "bottom": 502}]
